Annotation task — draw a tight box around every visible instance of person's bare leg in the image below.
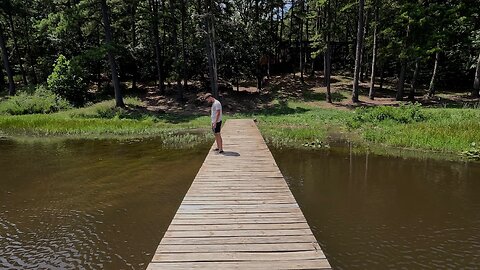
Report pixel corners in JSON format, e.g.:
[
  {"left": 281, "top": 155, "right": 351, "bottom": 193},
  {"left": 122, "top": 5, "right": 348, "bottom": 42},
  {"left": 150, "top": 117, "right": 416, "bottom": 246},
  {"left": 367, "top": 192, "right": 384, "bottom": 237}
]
[
  {"left": 218, "top": 133, "right": 223, "bottom": 151},
  {"left": 214, "top": 134, "right": 220, "bottom": 150},
  {"left": 215, "top": 133, "right": 223, "bottom": 151}
]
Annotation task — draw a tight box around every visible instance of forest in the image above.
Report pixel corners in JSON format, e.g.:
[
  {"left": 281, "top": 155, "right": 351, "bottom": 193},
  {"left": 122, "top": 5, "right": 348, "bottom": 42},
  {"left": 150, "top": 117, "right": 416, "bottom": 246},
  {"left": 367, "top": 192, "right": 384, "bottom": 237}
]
[
  {"left": 0, "top": 0, "right": 479, "bottom": 108},
  {"left": 0, "top": 0, "right": 479, "bottom": 160}
]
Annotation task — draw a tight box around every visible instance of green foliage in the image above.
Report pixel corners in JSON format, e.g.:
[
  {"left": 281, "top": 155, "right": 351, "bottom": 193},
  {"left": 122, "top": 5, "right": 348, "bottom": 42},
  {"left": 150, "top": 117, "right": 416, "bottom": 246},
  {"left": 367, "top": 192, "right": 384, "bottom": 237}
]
[
  {"left": 70, "top": 98, "right": 150, "bottom": 120},
  {"left": 348, "top": 103, "right": 428, "bottom": 128},
  {"left": 47, "top": 55, "right": 87, "bottom": 106},
  {"left": 0, "top": 86, "right": 72, "bottom": 115}
]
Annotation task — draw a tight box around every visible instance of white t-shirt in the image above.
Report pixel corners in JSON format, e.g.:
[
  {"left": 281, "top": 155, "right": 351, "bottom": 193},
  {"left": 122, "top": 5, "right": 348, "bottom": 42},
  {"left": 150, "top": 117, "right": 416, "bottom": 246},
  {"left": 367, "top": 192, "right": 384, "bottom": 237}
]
[{"left": 211, "top": 99, "right": 222, "bottom": 123}]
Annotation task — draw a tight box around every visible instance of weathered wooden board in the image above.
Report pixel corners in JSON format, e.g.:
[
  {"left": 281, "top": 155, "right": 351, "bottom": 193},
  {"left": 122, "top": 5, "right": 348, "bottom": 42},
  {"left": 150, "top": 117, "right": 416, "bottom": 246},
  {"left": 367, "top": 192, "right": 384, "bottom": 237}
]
[{"left": 147, "top": 119, "right": 331, "bottom": 270}]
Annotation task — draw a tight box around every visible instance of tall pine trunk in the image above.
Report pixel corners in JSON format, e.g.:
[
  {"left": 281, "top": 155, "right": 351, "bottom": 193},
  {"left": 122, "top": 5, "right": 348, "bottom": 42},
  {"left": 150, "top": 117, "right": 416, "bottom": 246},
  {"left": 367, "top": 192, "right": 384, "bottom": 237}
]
[
  {"left": 130, "top": 1, "right": 138, "bottom": 90},
  {"left": 409, "top": 59, "right": 420, "bottom": 101},
  {"left": 368, "top": 0, "right": 379, "bottom": 100},
  {"left": 0, "top": 28, "right": 15, "bottom": 96},
  {"left": 100, "top": 0, "right": 124, "bottom": 107},
  {"left": 149, "top": 0, "right": 164, "bottom": 94},
  {"left": 8, "top": 14, "right": 27, "bottom": 85},
  {"left": 180, "top": 0, "right": 187, "bottom": 100},
  {"left": 396, "top": 59, "right": 407, "bottom": 100},
  {"left": 299, "top": 1, "right": 304, "bottom": 83},
  {"left": 359, "top": 12, "right": 368, "bottom": 82},
  {"left": 472, "top": 52, "right": 480, "bottom": 98},
  {"left": 396, "top": 25, "right": 410, "bottom": 101},
  {"left": 428, "top": 49, "right": 440, "bottom": 97},
  {"left": 205, "top": 0, "right": 218, "bottom": 98},
  {"left": 23, "top": 16, "right": 37, "bottom": 84},
  {"left": 169, "top": 0, "right": 182, "bottom": 98},
  {"left": 305, "top": 2, "right": 310, "bottom": 78},
  {"left": 325, "top": 0, "right": 332, "bottom": 103},
  {"left": 352, "top": 0, "right": 365, "bottom": 102},
  {"left": 289, "top": 0, "right": 295, "bottom": 77}
]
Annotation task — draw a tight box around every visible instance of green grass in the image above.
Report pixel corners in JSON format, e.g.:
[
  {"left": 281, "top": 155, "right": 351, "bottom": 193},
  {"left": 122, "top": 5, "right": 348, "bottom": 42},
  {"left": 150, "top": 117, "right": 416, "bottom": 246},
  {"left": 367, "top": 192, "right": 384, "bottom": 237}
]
[
  {"left": 250, "top": 101, "right": 350, "bottom": 147},
  {"left": 350, "top": 105, "right": 480, "bottom": 154},
  {"left": 0, "top": 98, "right": 211, "bottom": 147}
]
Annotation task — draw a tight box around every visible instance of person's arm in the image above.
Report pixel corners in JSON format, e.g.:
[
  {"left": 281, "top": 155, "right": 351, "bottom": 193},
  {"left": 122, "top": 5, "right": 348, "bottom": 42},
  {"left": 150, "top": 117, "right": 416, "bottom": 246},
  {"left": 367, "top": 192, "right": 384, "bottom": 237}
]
[{"left": 215, "top": 110, "right": 221, "bottom": 123}]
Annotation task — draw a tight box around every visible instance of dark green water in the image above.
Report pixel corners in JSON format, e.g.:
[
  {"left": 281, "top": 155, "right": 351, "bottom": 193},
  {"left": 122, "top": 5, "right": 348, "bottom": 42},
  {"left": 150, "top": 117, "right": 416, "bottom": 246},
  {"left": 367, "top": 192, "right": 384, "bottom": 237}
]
[
  {"left": 272, "top": 145, "right": 480, "bottom": 270},
  {"left": 1, "top": 139, "right": 479, "bottom": 269},
  {"left": 0, "top": 139, "right": 209, "bottom": 269}
]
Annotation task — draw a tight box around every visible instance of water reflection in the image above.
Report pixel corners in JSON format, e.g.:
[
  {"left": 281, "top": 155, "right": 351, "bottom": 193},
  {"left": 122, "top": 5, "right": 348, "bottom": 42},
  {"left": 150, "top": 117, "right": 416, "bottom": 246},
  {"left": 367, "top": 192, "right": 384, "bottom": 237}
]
[{"left": 272, "top": 145, "right": 480, "bottom": 270}]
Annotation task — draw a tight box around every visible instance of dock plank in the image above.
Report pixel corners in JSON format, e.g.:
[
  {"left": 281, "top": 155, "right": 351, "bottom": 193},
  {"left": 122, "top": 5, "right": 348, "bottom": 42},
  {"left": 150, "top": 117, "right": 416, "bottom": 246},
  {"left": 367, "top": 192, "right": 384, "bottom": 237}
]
[{"left": 147, "top": 119, "right": 331, "bottom": 269}]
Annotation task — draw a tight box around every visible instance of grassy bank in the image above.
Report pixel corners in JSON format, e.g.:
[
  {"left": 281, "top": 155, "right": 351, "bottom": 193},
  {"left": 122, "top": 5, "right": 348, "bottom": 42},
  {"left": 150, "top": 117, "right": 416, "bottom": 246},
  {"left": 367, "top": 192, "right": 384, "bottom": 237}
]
[
  {"left": 0, "top": 98, "right": 211, "bottom": 147},
  {"left": 252, "top": 101, "right": 480, "bottom": 159},
  {"left": 0, "top": 98, "right": 479, "bottom": 159}
]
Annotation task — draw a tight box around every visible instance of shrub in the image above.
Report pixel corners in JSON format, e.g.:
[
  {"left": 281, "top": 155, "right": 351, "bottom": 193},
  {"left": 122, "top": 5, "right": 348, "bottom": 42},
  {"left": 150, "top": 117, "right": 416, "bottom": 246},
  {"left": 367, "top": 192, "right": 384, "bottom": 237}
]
[
  {"left": 0, "top": 86, "right": 72, "bottom": 115},
  {"left": 47, "top": 54, "right": 87, "bottom": 106},
  {"left": 348, "top": 103, "right": 428, "bottom": 128}
]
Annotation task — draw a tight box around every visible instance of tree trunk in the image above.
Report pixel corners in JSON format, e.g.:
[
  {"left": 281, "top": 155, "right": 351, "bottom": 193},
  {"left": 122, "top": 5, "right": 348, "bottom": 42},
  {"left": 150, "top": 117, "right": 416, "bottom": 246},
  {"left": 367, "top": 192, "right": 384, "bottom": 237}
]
[
  {"left": 359, "top": 12, "right": 368, "bottom": 82},
  {"left": 428, "top": 50, "right": 440, "bottom": 97},
  {"left": 473, "top": 52, "right": 480, "bottom": 98},
  {"left": 0, "top": 69, "right": 4, "bottom": 92},
  {"left": 8, "top": 13, "right": 27, "bottom": 85},
  {"left": 305, "top": 2, "right": 310, "bottom": 77},
  {"left": 0, "top": 28, "right": 15, "bottom": 96},
  {"left": 396, "top": 59, "right": 407, "bottom": 100},
  {"left": 100, "top": 0, "right": 124, "bottom": 107},
  {"left": 205, "top": 0, "right": 218, "bottom": 98},
  {"left": 180, "top": 0, "right": 187, "bottom": 100},
  {"left": 352, "top": 0, "right": 365, "bottom": 102},
  {"left": 325, "top": 43, "right": 332, "bottom": 103},
  {"left": 289, "top": 0, "right": 295, "bottom": 45},
  {"left": 279, "top": 4, "right": 284, "bottom": 40},
  {"left": 130, "top": 1, "right": 138, "bottom": 90},
  {"left": 23, "top": 16, "right": 37, "bottom": 84},
  {"left": 409, "top": 59, "right": 419, "bottom": 101},
  {"left": 379, "top": 64, "right": 385, "bottom": 91},
  {"left": 149, "top": 0, "right": 164, "bottom": 94},
  {"left": 289, "top": 0, "right": 295, "bottom": 77},
  {"left": 325, "top": 0, "right": 332, "bottom": 103},
  {"left": 368, "top": 0, "right": 379, "bottom": 100},
  {"left": 169, "top": 0, "right": 182, "bottom": 99},
  {"left": 299, "top": 1, "right": 304, "bottom": 83},
  {"left": 396, "top": 25, "right": 410, "bottom": 101}
]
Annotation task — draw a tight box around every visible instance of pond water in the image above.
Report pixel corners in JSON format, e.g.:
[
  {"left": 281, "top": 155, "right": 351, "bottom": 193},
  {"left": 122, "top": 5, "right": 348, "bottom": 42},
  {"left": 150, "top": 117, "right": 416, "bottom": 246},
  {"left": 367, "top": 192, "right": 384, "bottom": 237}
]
[
  {"left": 1, "top": 139, "right": 479, "bottom": 269},
  {"left": 272, "top": 145, "right": 480, "bottom": 270},
  {"left": 0, "top": 139, "right": 209, "bottom": 269}
]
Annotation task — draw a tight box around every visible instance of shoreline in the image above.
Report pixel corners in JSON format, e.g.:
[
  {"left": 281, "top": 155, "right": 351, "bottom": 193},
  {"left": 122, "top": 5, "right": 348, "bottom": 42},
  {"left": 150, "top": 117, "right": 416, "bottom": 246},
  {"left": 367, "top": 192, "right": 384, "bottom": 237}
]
[{"left": 0, "top": 99, "right": 478, "bottom": 162}]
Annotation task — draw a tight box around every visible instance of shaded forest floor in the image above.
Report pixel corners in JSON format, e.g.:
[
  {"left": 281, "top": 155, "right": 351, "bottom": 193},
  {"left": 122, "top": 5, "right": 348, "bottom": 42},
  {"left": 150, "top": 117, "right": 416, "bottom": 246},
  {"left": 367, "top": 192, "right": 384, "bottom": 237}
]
[{"left": 137, "top": 72, "right": 480, "bottom": 116}]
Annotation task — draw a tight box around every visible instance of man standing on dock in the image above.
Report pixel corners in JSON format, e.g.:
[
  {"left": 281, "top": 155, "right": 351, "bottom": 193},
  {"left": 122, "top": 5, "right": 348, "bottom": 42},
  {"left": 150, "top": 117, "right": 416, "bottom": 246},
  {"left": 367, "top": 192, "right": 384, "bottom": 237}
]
[{"left": 205, "top": 93, "right": 223, "bottom": 154}]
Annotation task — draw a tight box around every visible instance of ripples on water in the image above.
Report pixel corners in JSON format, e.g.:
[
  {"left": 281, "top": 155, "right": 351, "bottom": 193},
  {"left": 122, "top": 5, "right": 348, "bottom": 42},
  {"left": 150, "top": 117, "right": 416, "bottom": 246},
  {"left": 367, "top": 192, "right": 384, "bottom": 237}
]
[
  {"left": 1, "top": 209, "right": 114, "bottom": 269},
  {"left": 2, "top": 138, "right": 480, "bottom": 269},
  {"left": 272, "top": 145, "right": 480, "bottom": 270},
  {"left": 0, "top": 139, "right": 208, "bottom": 269}
]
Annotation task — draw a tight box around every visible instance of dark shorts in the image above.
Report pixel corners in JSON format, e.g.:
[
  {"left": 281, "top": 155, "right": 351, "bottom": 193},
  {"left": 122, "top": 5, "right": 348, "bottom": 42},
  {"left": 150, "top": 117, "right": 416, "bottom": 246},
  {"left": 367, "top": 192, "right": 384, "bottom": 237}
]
[{"left": 212, "top": 121, "right": 222, "bottom": 133}]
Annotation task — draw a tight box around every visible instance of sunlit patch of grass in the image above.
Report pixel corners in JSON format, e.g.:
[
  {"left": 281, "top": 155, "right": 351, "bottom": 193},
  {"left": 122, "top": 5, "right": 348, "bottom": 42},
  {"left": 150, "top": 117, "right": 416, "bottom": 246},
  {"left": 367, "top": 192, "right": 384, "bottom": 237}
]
[{"left": 350, "top": 106, "right": 480, "bottom": 153}]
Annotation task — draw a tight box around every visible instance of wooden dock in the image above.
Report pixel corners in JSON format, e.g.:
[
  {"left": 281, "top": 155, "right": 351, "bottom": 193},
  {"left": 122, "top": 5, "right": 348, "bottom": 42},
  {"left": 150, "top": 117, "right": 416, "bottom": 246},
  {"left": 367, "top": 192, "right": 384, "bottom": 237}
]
[{"left": 147, "top": 119, "right": 331, "bottom": 269}]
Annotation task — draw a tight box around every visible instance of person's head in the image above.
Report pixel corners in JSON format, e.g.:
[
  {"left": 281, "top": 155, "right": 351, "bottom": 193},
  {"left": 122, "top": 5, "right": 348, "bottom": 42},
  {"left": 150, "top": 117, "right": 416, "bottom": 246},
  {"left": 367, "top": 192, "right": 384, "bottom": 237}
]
[{"left": 205, "top": 93, "right": 215, "bottom": 104}]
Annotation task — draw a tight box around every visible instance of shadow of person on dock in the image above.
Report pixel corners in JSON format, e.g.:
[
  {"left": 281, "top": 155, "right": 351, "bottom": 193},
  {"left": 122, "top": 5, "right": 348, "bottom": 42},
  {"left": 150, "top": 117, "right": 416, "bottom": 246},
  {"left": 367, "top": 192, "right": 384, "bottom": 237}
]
[{"left": 221, "top": 151, "right": 240, "bottom": 157}]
